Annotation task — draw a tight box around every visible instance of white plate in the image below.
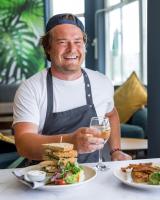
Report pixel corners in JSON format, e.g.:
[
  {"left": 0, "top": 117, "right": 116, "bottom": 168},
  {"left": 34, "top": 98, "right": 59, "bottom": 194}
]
[
  {"left": 113, "top": 166, "right": 160, "bottom": 189},
  {"left": 14, "top": 164, "right": 97, "bottom": 191}
]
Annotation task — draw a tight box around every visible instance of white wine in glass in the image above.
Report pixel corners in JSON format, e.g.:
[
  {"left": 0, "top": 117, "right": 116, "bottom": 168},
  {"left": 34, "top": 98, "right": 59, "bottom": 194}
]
[{"left": 90, "top": 116, "right": 111, "bottom": 171}]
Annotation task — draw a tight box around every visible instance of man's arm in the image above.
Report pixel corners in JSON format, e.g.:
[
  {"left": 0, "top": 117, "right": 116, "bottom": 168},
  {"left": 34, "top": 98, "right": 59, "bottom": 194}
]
[
  {"left": 106, "top": 107, "right": 121, "bottom": 151},
  {"left": 106, "top": 107, "right": 132, "bottom": 160},
  {"left": 14, "top": 122, "right": 104, "bottom": 161},
  {"left": 14, "top": 122, "right": 67, "bottom": 160}
]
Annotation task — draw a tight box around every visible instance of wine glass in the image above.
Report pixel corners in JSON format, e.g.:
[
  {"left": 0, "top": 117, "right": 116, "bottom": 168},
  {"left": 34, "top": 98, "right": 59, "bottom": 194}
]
[{"left": 90, "top": 116, "right": 111, "bottom": 171}]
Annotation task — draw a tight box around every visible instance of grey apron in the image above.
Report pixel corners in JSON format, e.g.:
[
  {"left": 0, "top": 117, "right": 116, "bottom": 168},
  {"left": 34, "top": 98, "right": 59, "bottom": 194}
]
[{"left": 42, "top": 68, "right": 98, "bottom": 163}]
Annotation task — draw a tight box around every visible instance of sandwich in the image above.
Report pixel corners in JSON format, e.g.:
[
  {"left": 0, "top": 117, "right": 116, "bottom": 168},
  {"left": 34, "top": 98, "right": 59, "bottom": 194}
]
[
  {"left": 42, "top": 142, "right": 74, "bottom": 152},
  {"left": 42, "top": 142, "right": 77, "bottom": 165},
  {"left": 40, "top": 142, "right": 84, "bottom": 185}
]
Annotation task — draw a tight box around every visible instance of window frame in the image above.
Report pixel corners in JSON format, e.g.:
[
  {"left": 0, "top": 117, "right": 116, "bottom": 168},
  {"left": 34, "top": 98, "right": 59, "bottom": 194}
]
[{"left": 102, "top": 0, "right": 147, "bottom": 84}]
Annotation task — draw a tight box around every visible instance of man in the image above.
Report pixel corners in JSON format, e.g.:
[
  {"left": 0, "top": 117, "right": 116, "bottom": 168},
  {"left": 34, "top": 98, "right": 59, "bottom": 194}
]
[{"left": 13, "top": 13, "right": 131, "bottom": 163}]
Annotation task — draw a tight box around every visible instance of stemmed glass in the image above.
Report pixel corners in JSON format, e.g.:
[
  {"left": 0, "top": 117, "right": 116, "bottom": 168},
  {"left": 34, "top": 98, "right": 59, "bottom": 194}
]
[{"left": 90, "top": 116, "right": 111, "bottom": 171}]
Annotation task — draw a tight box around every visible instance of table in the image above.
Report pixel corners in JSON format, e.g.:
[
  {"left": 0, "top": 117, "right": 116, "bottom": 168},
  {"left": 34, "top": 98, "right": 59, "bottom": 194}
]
[
  {"left": 121, "top": 138, "right": 148, "bottom": 159},
  {"left": 0, "top": 103, "right": 13, "bottom": 132},
  {"left": 121, "top": 138, "right": 148, "bottom": 151},
  {"left": 0, "top": 158, "right": 160, "bottom": 200},
  {"left": 0, "top": 103, "right": 13, "bottom": 114}
]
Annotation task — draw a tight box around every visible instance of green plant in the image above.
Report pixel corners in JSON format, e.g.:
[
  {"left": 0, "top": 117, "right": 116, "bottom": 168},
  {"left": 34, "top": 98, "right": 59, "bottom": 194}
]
[{"left": 0, "top": 0, "right": 45, "bottom": 84}]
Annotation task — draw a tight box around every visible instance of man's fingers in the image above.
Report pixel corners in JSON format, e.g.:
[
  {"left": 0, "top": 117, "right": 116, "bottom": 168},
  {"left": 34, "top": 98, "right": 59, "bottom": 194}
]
[
  {"left": 75, "top": 127, "right": 105, "bottom": 154},
  {"left": 86, "top": 127, "right": 102, "bottom": 137},
  {"left": 80, "top": 127, "right": 106, "bottom": 140},
  {"left": 87, "top": 135, "right": 104, "bottom": 144},
  {"left": 111, "top": 151, "right": 132, "bottom": 161},
  {"left": 81, "top": 132, "right": 104, "bottom": 145},
  {"left": 79, "top": 143, "right": 104, "bottom": 154}
]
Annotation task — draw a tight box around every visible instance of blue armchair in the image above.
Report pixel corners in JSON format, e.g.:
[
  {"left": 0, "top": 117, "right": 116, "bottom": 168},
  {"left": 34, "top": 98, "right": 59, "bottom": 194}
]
[{"left": 120, "top": 107, "right": 147, "bottom": 139}]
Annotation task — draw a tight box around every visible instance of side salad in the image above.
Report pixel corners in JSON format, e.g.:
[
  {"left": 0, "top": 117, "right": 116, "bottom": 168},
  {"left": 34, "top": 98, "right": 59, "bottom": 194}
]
[{"left": 48, "top": 162, "right": 84, "bottom": 185}]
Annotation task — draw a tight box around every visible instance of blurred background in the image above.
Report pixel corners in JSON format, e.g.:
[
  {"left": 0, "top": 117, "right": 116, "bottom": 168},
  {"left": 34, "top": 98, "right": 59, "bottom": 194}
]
[{"left": 0, "top": 0, "right": 160, "bottom": 168}]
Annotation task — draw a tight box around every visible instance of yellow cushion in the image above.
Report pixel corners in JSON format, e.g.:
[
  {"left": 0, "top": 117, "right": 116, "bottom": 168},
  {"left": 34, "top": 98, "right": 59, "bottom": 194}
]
[
  {"left": 0, "top": 133, "right": 15, "bottom": 144},
  {"left": 114, "top": 71, "right": 147, "bottom": 123}
]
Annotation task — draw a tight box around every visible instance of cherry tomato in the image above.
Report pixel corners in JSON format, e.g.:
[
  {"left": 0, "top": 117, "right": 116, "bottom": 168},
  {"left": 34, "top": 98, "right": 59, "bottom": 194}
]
[{"left": 54, "top": 179, "right": 66, "bottom": 185}]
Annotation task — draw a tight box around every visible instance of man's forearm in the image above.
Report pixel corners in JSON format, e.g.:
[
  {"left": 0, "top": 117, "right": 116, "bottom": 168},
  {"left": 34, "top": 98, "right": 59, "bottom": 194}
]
[
  {"left": 107, "top": 108, "right": 121, "bottom": 151},
  {"left": 15, "top": 132, "right": 74, "bottom": 160}
]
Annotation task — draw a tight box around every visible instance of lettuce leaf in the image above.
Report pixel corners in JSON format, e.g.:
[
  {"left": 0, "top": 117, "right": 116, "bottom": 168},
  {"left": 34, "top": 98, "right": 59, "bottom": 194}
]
[
  {"left": 149, "top": 172, "right": 160, "bottom": 185},
  {"left": 65, "top": 172, "right": 80, "bottom": 184}
]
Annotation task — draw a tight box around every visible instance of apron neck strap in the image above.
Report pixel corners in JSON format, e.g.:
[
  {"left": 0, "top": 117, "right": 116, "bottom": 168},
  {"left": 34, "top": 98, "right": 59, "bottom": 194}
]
[
  {"left": 46, "top": 68, "right": 94, "bottom": 115},
  {"left": 81, "top": 69, "right": 94, "bottom": 106},
  {"left": 46, "top": 68, "right": 53, "bottom": 118}
]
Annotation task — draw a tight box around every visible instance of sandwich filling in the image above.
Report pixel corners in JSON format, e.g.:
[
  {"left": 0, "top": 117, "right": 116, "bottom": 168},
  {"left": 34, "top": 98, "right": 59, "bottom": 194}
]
[{"left": 40, "top": 142, "right": 84, "bottom": 185}]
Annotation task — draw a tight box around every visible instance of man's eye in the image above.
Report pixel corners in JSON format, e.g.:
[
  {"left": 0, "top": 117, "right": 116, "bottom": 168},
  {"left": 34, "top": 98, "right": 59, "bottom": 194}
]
[
  {"left": 58, "top": 41, "right": 66, "bottom": 44},
  {"left": 75, "top": 41, "right": 82, "bottom": 45}
]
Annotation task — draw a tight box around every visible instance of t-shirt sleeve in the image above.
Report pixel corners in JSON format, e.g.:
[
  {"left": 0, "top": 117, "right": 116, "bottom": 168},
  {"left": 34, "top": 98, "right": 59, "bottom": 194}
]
[{"left": 13, "top": 82, "right": 40, "bottom": 126}]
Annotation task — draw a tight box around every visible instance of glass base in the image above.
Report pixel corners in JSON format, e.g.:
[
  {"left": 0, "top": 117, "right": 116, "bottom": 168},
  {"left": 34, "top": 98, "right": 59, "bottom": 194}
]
[{"left": 96, "top": 162, "right": 109, "bottom": 171}]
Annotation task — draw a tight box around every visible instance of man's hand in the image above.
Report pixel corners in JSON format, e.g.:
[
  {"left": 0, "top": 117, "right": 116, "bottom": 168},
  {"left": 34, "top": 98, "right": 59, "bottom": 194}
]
[
  {"left": 72, "top": 127, "right": 104, "bottom": 154},
  {"left": 111, "top": 150, "right": 132, "bottom": 161}
]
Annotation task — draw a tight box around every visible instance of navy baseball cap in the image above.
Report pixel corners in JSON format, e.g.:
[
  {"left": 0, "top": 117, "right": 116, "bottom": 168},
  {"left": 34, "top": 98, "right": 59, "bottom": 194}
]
[{"left": 46, "top": 13, "right": 85, "bottom": 32}]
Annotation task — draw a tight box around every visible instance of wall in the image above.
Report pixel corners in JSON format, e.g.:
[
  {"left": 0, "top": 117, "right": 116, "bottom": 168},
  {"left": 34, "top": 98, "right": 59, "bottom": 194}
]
[{"left": 147, "top": 0, "right": 160, "bottom": 158}]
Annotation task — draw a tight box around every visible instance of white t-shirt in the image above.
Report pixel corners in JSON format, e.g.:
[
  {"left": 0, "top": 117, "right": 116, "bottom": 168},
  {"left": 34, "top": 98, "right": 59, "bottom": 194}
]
[{"left": 13, "top": 68, "right": 114, "bottom": 133}]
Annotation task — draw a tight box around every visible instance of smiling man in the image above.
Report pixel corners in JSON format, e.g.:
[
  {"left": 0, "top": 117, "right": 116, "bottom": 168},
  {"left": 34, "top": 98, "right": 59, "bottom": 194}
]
[{"left": 13, "top": 13, "right": 131, "bottom": 164}]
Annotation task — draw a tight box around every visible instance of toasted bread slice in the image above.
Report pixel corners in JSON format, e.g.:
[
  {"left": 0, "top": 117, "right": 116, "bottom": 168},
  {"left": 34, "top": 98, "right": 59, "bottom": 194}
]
[
  {"left": 42, "top": 156, "right": 77, "bottom": 164},
  {"left": 39, "top": 160, "right": 57, "bottom": 167},
  {"left": 44, "top": 149, "right": 78, "bottom": 158},
  {"left": 42, "top": 143, "right": 73, "bottom": 152}
]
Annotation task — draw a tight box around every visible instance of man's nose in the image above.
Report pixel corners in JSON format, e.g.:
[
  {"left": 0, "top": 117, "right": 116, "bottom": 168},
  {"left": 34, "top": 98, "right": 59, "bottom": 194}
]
[{"left": 67, "top": 42, "right": 76, "bottom": 51}]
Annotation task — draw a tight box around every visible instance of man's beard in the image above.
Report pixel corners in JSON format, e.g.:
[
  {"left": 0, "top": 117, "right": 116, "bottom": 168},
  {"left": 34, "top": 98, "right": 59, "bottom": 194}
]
[{"left": 53, "top": 63, "right": 82, "bottom": 74}]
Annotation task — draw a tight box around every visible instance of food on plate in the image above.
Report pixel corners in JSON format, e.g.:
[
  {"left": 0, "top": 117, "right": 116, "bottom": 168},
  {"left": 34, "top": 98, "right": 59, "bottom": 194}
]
[
  {"left": 40, "top": 160, "right": 84, "bottom": 185},
  {"left": 42, "top": 142, "right": 74, "bottom": 152},
  {"left": 121, "top": 162, "right": 160, "bottom": 184},
  {"left": 39, "top": 142, "right": 84, "bottom": 185},
  {"left": 42, "top": 142, "right": 77, "bottom": 164},
  {"left": 148, "top": 172, "right": 160, "bottom": 185}
]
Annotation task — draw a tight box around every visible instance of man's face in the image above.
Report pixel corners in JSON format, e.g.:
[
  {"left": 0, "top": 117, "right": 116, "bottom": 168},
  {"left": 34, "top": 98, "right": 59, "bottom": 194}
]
[{"left": 48, "top": 24, "right": 85, "bottom": 73}]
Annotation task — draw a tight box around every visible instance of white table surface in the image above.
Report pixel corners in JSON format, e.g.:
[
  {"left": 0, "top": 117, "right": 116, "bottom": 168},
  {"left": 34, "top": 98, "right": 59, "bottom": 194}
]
[{"left": 0, "top": 158, "right": 160, "bottom": 200}]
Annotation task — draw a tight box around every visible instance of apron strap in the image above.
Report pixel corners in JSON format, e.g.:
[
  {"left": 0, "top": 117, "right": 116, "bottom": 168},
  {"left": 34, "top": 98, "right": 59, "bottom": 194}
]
[
  {"left": 44, "top": 68, "right": 53, "bottom": 126},
  {"left": 43, "top": 68, "right": 94, "bottom": 132},
  {"left": 81, "top": 69, "right": 94, "bottom": 107}
]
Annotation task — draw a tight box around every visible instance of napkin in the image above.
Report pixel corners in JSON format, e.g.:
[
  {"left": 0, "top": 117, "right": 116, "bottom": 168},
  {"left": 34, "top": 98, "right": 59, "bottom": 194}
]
[{"left": 12, "top": 170, "right": 47, "bottom": 189}]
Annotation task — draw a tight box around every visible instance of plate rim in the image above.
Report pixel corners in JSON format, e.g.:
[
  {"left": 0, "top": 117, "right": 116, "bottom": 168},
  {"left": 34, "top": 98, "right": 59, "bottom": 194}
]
[
  {"left": 42, "top": 164, "right": 97, "bottom": 189},
  {"left": 113, "top": 166, "right": 160, "bottom": 189},
  {"left": 14, "top": 164, "right": 97, "bottom": 190}
]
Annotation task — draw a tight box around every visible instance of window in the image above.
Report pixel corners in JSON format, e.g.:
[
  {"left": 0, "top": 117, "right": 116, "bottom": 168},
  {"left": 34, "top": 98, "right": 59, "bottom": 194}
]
[
  {"left": 104, "top": 0, "right": 147, "bottom": 85},
  {"left": 50, "top": 0, "right": 84, "bottom": 25}
]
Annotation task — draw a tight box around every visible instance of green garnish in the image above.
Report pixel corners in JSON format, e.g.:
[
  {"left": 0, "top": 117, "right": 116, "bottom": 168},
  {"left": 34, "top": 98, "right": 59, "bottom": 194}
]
[
  {"left": 65, "top": 173, "right": 80, "bottom": 184},
  {"left": 57, "top": 162, "right": 83, "bottom": 184},
  {"left": 64, "top": 162, "right": 82, "bottom": 174},
  {"left": 148, "top": 172, "right": 160, "bottom": 185}
]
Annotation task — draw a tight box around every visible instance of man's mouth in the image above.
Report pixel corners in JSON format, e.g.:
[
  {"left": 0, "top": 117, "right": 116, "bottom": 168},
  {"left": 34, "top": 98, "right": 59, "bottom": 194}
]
[{"left": 64, "top": 55, "right": 78, "bottom": 60}]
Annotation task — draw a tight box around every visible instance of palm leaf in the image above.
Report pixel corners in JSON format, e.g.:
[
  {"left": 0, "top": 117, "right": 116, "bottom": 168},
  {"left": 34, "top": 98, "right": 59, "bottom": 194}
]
[{"left": 0, "top": 0, "right": 45, "bottom": 84}]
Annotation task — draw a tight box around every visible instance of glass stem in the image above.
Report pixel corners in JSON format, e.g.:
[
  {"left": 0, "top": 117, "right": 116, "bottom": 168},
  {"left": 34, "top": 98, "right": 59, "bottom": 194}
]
[{"left": 98, "top": 148, "right": 103, "bottom": 164}]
